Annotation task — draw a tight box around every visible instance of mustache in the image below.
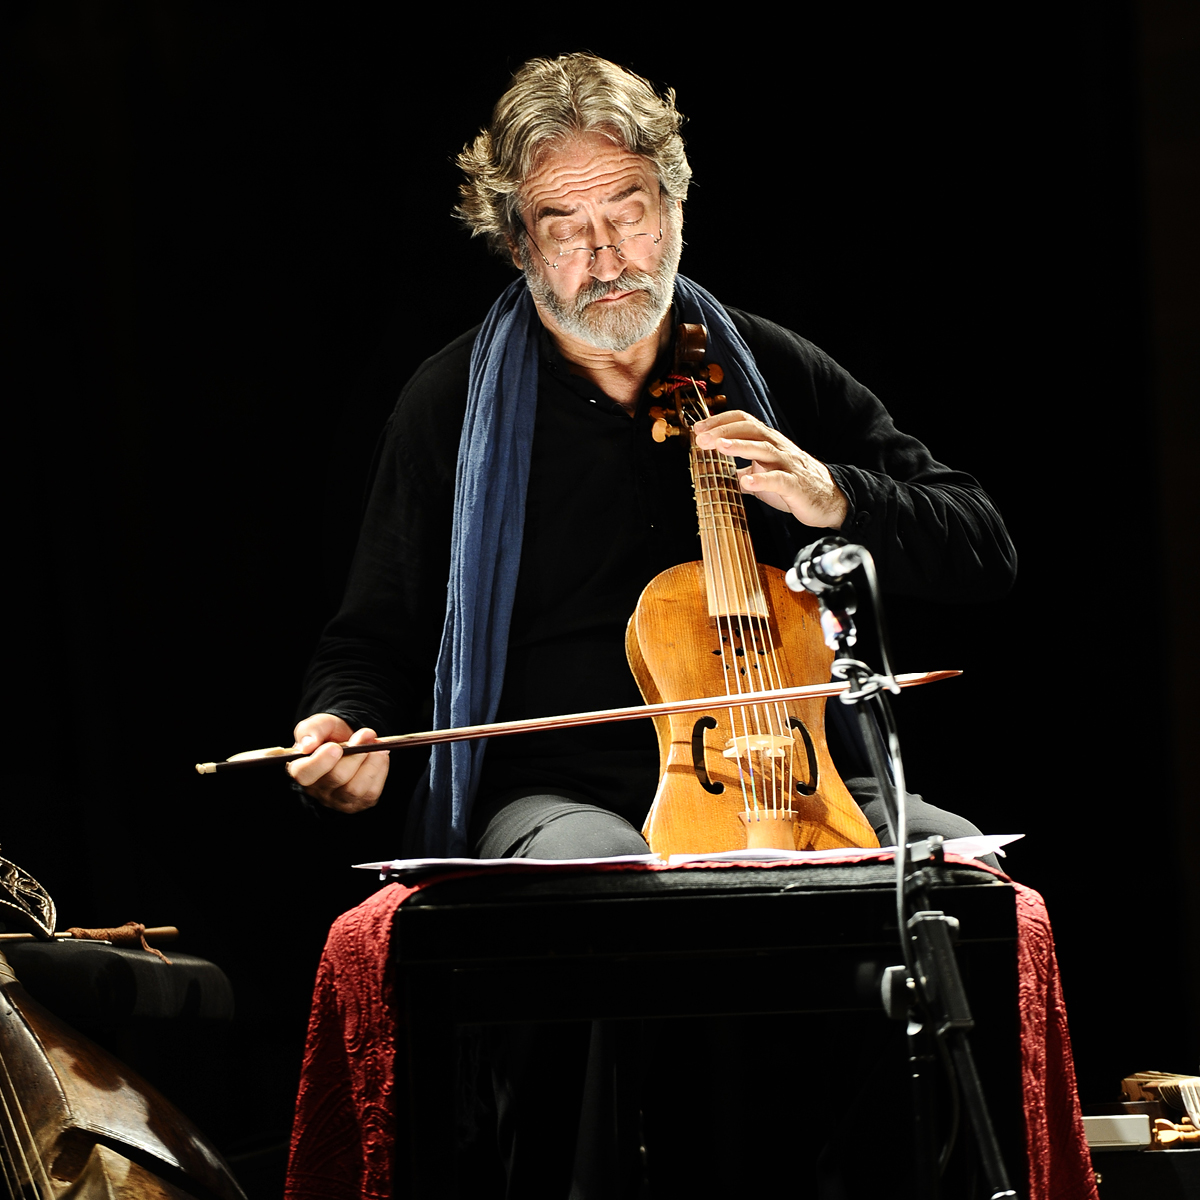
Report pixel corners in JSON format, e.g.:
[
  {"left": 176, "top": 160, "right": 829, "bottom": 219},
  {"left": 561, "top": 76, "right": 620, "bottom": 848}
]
[{"left": 574, "top": 270, "right": 655, "bottom": 310}]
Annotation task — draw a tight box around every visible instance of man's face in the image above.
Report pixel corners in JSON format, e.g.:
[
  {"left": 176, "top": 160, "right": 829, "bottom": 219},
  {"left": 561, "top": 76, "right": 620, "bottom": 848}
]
[{"left": 515, "top": 133, "right": 682, "bottom": 352}]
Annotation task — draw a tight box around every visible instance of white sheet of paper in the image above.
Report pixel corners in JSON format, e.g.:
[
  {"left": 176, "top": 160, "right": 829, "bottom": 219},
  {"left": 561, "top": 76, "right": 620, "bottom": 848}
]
[
  {"left": 666, "top": 833, "right": 1022, "bottom": 866},
  {"left": 356, "top": 834, "right": 1024, "bottom": 882}
]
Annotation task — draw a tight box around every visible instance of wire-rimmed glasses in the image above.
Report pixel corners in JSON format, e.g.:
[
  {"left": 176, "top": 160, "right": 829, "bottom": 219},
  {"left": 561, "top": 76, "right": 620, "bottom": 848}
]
[{"left": 523, "top": 201, "right": 663, "bottom": 272}]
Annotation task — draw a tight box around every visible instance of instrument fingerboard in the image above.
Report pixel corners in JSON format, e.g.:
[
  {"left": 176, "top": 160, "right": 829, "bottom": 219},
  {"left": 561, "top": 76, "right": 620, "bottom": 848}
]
[{"left": 677, "top": 388, "right": 769, "bottom": 619}]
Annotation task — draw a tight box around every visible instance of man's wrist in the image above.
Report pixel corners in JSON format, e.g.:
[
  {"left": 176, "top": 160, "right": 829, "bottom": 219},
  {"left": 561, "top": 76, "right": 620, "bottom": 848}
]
[{"left": 825, "top": 486, "right": 849, "bottom": 530}]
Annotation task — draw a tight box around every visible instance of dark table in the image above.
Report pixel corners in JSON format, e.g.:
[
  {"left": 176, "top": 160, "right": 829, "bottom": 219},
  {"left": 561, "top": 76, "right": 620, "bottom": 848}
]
[{"left": 389, "top": 858, "right": 1024, "bottom": 1198}]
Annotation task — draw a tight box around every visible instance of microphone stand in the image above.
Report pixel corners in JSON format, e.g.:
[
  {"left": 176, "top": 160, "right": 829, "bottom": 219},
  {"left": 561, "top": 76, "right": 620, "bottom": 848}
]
[{"left": 796, "top": 540, "right": 1016, "bottom": 1200}]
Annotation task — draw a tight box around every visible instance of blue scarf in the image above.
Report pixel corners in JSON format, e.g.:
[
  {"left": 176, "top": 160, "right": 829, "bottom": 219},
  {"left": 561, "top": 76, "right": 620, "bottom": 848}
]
[{"left": 417, "top": 274, "right": 780, "bottom": 855}]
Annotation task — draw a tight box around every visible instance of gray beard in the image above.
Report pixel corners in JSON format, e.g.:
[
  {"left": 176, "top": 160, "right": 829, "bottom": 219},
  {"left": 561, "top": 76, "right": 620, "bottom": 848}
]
[{"left": 520, "top": 218, "right": 682, "bottom": 352}]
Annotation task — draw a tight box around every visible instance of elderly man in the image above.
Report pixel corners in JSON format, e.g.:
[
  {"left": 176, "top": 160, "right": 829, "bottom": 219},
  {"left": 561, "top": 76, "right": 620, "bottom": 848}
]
[
  {"left": 288, "top": 53, "right": 1015, "bottom": 1195},
  {"left": 290, "top": 53, "right": 1013, "bottom": 854}
]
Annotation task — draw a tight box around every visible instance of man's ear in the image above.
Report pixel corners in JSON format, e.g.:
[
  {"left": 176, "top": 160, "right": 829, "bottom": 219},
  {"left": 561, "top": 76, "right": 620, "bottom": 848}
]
[{"left": 507, "top": 237, "right": 523, "bottom": 271}]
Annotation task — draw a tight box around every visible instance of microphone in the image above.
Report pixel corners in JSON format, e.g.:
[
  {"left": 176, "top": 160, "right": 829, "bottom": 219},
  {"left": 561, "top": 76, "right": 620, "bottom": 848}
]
[{"left": 785, "top": 538, "right": 865, "bottom": 594}]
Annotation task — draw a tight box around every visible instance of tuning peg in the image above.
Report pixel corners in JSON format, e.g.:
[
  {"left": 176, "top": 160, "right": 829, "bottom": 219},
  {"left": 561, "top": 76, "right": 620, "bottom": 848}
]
[
  {"left": 707, "top": 364, "right": 725, "bottom": 383},
  {"left": 649, "top": 379, "right": 666, "bottom": 397},
  {"left": 652, "top": 418, "right": 681, "bottom": 443}
]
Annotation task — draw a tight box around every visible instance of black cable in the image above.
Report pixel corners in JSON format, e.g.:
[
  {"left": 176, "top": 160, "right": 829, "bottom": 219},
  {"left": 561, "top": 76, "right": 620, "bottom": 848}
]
[
  {"left": 859, "top": 551, "right": 899, "bottom": 692},
  {"left": 845, "top": 554, "right": 970, "bottom": 1185},
  {"left": 934, "top": 1016, "right": 962, "bottom": 1174}
]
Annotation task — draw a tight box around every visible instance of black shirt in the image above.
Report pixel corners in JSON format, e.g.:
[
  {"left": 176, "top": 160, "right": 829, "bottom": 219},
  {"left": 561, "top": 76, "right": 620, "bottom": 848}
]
[{"left": 299, "top": 305, "right": 1016, "bottom": 823}]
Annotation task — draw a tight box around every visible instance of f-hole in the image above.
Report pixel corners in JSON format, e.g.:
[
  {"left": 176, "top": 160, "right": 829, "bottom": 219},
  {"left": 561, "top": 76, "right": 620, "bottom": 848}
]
[
  {"left": 691, "top": 716, "right": 723, "bottom": 794},
  {"left": 788, "top": 717, "right": 820, "bottom": 796}
]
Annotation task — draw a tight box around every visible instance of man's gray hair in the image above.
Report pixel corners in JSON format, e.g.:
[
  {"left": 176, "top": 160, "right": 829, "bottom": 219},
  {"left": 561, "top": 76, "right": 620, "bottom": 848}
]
[{"left": 456, "top": 53, "right": 691, "bottom": 256}]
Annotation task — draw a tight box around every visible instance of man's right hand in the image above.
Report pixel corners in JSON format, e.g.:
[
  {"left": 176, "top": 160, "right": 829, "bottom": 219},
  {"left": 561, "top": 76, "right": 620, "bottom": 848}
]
[{"left": 287, "top": 713, "right": 389, "bottom": 813}]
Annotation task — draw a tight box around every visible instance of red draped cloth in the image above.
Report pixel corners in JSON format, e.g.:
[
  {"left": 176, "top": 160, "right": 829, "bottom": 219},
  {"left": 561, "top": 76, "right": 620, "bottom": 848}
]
[
  {"left": 283, "top": 859, "right": 1097, "bottom": 1200},
  {"left": 284, "top": 881, "right": 415, "bottom": 1200}
]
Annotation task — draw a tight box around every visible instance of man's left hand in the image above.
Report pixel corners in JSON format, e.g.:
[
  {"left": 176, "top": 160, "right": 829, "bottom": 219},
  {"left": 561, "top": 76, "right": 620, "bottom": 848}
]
[{"left": 692, "top": 410, "right": 848, "bottom": 529}]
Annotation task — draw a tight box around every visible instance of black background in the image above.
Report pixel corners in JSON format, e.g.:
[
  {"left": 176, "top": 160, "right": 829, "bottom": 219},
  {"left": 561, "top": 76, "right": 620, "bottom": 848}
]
[{"left": 4, "top": 3, "right": 1197, "bottom": 1192}]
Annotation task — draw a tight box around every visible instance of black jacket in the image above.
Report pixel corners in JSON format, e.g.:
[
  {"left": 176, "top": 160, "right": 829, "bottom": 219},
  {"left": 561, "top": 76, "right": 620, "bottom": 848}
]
[{"left": 300, "top": 305, "right": 1016, "bottom": 819}]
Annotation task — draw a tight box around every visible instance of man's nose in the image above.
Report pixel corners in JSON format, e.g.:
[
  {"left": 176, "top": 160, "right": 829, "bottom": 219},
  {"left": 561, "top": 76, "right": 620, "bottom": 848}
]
[{"left": 588, "top": 244, "right": 625, "bottom": 281}]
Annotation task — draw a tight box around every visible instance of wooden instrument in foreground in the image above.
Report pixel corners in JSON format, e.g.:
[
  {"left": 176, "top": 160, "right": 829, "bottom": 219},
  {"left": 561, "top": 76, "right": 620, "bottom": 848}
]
[
  {"left": 0, "top": 960, "right": 246, "bottom": 1199},
  {"left": 627, "top": 324, "right": 880, "bottom": 858},
  {"left": 0, "top": 855, "right": 245, "bottom": 1200}
]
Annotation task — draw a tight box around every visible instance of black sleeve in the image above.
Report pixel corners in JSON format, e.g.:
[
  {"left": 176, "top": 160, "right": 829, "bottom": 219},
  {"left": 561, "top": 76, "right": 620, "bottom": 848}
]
[
  {"left": 297, "top": 327, "right": 478, "bottom": 733},
  {"left": 727, "top": 308, "right": 1017, "bottom": 602}
]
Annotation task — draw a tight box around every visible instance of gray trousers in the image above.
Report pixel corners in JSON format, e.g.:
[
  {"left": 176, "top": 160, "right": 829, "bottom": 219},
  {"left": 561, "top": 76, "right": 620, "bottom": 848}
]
[{"left": 473, "top": 775, "right": 992, "bottom": 864}]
